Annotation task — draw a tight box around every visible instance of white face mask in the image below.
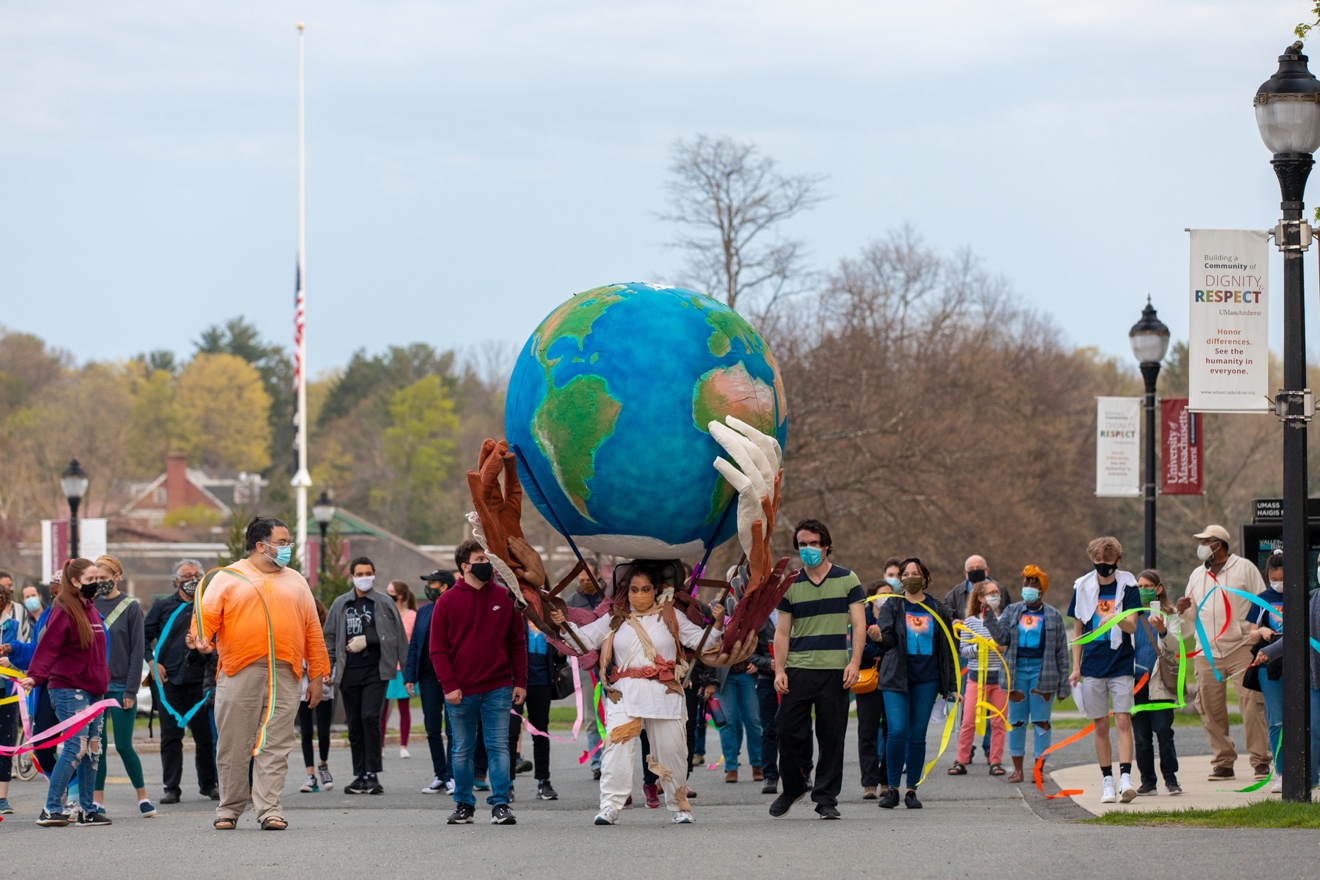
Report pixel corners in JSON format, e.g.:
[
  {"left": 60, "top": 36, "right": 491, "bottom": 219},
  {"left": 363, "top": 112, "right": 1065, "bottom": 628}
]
[
  {"left": 1269, "top": 578, "right": 1284, "bottom": 593},
  {"left": 984, "top": 594, "right": 1000, "bottom": 609},
  {"left": 353, "top": 576, "right": 375, "bottom": 593},
  {"left": 1196, "top": 544, "right": 1214, "bottom": 562}
]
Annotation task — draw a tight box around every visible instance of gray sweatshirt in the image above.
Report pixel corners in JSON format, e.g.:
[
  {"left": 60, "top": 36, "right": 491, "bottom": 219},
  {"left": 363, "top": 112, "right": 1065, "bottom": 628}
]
[{"left": 94, "top": 594, "right": 145, "bottom": 694}]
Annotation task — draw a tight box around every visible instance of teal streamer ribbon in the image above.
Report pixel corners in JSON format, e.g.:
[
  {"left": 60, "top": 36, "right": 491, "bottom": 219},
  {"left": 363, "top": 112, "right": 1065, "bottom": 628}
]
[
  {"left": 1219, "top": 586, "right": 1320, "bottom": 654},
  {"left": 1192, "top": 584, "right": 1225, "bottom": 683},
  {"left": 152, "top": 601, "right": 213, "bottom": 728}
]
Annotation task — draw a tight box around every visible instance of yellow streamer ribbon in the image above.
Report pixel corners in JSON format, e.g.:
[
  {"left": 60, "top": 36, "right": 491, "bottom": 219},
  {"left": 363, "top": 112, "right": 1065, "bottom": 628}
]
[
  {"left": 953, "top": 621, "right": 1012, "bottom": 735},
  {"left": 912, "top": 599, "right": 962, "bottom": 787}
]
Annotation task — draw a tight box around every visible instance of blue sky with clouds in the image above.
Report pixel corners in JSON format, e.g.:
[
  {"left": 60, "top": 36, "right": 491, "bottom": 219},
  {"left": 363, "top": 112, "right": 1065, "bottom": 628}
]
[{"left": 1, "top": 1, "right": 1316, "bottom": 374}]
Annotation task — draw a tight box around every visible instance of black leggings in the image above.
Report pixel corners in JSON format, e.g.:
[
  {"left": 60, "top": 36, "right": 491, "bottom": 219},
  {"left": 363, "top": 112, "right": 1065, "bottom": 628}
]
[{"left": 298, "top": 698, "right": 334, "bottom": 769}]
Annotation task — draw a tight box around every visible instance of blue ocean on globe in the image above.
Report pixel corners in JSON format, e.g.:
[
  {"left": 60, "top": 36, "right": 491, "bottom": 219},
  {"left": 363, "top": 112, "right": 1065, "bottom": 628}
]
[{"left": 504, "top": 282, "right": 788, "bottom": 559}]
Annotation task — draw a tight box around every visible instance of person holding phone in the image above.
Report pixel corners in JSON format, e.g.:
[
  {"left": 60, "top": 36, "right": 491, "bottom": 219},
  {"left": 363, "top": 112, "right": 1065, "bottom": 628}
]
[{"left": 1131, "top": 570, "right": 1182, "bottom": 796}]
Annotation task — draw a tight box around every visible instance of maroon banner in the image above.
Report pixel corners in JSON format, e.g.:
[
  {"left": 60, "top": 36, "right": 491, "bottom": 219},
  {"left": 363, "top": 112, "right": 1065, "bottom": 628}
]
[
  {"left": 1160, "top": 398, "right": 1202, "bottom": 495},
  {"left": 306, "top": 539, "right": 350, "bottom": 588}
]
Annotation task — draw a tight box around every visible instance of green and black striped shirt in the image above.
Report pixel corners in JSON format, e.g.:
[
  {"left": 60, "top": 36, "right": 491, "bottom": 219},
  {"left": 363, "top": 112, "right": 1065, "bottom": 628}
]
[{"left": 777, "top": 564, "right": 864, "bottom": 670}]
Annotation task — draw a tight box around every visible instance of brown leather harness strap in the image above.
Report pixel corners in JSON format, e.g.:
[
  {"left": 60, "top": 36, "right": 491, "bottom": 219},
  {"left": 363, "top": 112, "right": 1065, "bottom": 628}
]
[{"left": 548, "top": 561, "right": 585, "bottom": 599}]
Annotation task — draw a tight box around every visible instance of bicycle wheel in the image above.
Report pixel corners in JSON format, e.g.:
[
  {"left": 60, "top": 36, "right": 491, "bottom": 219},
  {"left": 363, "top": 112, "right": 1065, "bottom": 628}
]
[{"left": 15, "top": 751, "right": 37, "bottom": 782}]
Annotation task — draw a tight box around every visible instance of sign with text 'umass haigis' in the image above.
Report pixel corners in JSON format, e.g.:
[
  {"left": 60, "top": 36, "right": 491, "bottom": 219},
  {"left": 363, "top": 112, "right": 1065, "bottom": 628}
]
[{"left": 1187, "top": 229, "right": 1270, "bottom": 413}]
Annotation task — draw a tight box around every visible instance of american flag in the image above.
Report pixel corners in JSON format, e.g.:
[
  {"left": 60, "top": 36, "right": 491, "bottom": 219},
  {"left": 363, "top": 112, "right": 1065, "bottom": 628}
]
[{"left": 293, "top": 258, "right": 304, "bottom": 468}]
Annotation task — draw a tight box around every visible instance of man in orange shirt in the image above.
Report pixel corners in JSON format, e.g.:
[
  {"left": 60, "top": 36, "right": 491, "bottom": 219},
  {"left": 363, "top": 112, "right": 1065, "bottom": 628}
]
[{"left": 192, "top": 516, "right": 330, "bottom": 830}]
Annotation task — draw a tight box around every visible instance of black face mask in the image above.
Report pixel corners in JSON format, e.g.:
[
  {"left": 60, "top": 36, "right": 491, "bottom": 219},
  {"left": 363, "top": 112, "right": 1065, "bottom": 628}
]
[
  {"left": 1093, "top": 562, "right": 1118, "bottom": 578},
  {"left": 424, "top": 586, "right": 441, "bottom": 602},
  {"left": 95, "top": 580, "right": 115, "bottom": 598},
  {"left": 179, "top": 577, "right": 200, "bottom": 597},
  {"left": 967, "top": 569, "right": 987, "bottom": 584},
  {"left": 469, "top": 562, "right": 494, "bottom": 583},
  {"left": 79, "top": 582, "right": 99, "bottom": 600}
]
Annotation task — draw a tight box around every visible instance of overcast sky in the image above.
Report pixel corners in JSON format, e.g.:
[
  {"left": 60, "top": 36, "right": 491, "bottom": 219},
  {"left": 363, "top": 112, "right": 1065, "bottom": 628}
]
[{"left": 2, "top": 1, "right": 1316, "bottom": 376}]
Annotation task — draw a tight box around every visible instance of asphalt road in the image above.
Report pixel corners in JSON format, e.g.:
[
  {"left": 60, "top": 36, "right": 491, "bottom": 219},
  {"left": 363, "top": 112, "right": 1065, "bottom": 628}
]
[{"left": 3, "top": 715, "right": 1318, "bottom": 879}]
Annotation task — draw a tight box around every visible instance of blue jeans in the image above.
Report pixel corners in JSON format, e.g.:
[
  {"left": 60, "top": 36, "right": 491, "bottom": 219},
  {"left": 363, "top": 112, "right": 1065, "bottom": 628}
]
[
  {"left": 448, "top": 687, "right": 512, "bottom": 807},
  {"left": 882, "top": 679, "right": 941, "bottom": 790},
  {"left": 46, "top": 688, "right": 104, "bottom": 815},
  {"left": 718, "top": 671, "right": 763, "bottom": 771},
  {"left": 1259, "top": 672, "right": 1283, "bottom": 767},
  {"left": 1006, "top": 657, "right": 1054, "bottom": 760},
  {"left": 1310, "top": 688, "right": 1320, "bottom": 787}
]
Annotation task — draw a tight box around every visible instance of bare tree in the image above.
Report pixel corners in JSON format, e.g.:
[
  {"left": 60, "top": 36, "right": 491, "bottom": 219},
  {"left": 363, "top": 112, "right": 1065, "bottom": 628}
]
[{"left": 661, "top": 135, "right": 825, "bottom": 311}]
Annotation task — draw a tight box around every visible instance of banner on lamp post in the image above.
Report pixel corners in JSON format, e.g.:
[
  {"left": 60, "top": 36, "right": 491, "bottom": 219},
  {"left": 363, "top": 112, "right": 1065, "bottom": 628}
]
[
  {"left": 1096, "top": 397, "right": 1142, "bottom": 497},
  {"left": 80, "top": 518, "right": 107, "bottom": 563},
  {"left": 41, "top": 520, "right": 68, "bottom": 583},
  {"left": 1160, "top": 398, "right": 1202, "bottom": 495},
  {"left": 1187, "top": 229, "right": 1270, "bottom": 413}
]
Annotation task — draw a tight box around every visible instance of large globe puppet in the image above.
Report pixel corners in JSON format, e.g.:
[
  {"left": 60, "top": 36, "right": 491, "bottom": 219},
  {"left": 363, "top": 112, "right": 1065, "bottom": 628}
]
[{"left": 505, "top": 282, "right": 788, "bottom": 560}]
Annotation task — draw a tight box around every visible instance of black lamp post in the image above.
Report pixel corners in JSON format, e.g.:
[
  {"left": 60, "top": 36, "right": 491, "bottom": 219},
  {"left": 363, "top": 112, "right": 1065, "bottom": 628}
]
[
  {"left": 60, "top": 459, "right": 89, "bottom": 560},
  {"left": 1255, "top": 40, "right": 1320, "bottom": 803},
  {"left": 312, "top": 491, "right": 335, "bottom": 574},
  {"left": 1129, "top": 298, "right": 1170, "bottom": 570}
]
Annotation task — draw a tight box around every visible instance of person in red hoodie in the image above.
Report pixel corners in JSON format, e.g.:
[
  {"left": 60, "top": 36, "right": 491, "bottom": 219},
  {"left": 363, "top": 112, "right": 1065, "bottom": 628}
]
[
  {"left": 21, "top": 558, "right": 112, "bottom": 828},
  {"left": 429, "top": 539, "right": 527, "bottom": 827}
]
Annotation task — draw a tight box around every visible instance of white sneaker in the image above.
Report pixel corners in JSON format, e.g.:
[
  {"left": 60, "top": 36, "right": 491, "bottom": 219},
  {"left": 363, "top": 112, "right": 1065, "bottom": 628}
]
[
  {"left": 1272, "top": 778, "right": 1283, "bottom": 793},
  {"left": 594, "top": 806, "right": 621, "bottom": 825},
  {"left": 671, "top": 810, "right": 694, "bottom": 824},
  {"left": 445, "top": 779, "right": 456, "bottom": 795},
  {"left": 1100, "top": 777, "right": 1117, "bottom": 804},
  {"left": 1118, "top": 773, "right": 1137, "bottom": 803},
  {"left": 422, "top": 777, "right": 445, "bottom": 794},
  {"left": 399, "top": 747, "right": 410, "bottom": 759}
]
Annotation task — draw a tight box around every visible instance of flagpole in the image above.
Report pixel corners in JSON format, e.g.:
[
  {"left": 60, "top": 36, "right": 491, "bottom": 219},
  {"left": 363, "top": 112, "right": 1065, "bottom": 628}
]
[{"left": 291, "top": 21, "right": 312, "bottom": 569}]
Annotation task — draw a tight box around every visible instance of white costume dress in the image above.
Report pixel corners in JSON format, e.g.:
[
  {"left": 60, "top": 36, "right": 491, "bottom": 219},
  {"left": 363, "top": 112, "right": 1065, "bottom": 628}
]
[{"left": 565, "top": 609, "right": 716, "bottom": 814}]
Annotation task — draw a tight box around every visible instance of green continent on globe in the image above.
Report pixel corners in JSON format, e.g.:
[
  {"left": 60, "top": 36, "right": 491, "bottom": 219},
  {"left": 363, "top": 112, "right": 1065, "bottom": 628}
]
[
  {"left": 532, "top": 374, "right": 622, "bottom": 519},
  {"left": 534, "top": 285, "right": 626, "bottom": 370},
  {"left": 691, "top": 362, "right": 776, "bottom": 436},
  {"left": 689, "top": 295, "right": 763, "bottom": 360},
  {"left": 692, "top": 362, "right": 777, "bottom": 524}
]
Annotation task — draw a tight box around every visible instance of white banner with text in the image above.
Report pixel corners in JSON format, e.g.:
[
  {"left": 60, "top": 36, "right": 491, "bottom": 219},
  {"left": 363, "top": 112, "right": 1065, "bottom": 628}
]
[
  {"left": 1188, "top": 229, "right": 1270, "bottom": 412},
  {"left": 1096, "top": 396, "right": 1141, "bottom": 497}
]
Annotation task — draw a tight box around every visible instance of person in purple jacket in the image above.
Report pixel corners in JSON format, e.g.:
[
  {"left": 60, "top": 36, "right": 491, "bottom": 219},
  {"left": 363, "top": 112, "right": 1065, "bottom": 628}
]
[
  {"left": 429, "top": 539, "right": 527, "bottom": 827},
  {"left": 19, "top": 558, "right": 112, "bottom": 828}
]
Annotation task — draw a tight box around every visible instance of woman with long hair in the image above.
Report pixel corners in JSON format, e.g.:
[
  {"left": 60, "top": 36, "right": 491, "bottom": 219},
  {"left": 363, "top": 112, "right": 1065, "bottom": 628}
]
[
  {"left": 382, "top": 580, "right": 417, "bottom": 759},
  {"left": 19, "top": 558, "right": 112, "bottom": 827},
  {"left": 90, "top": 556, "right": 154, "bottom": 817},
  {"left": 869, "top": 557, "right": 959, "bottom": 810},
  {"left": 299, "top": 594, "right": 335, "bottom": 793},
  {"left": 1130, "top": 568, "right": 1182, "bottom": 796},
  {"left": 950, "top": 579, "right": 1008, "bottom": 777}
]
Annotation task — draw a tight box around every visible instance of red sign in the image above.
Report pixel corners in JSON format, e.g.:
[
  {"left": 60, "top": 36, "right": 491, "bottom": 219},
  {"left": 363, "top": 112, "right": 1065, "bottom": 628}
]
[{"left": 1161, "top": 398, "right": 1202, "bottom": 495}]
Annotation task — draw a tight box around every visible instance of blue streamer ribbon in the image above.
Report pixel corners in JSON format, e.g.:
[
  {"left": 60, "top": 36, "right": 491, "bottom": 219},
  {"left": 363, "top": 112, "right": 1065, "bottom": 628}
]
[
  {"left": 1219, "top": 586, "right": 1320, "bottom": 655},
  {"left": 153, "top": 601, "right": 213, "bottom": 728},
  {"left": 1191, "top": 583, "right": 1226, "bottom": 682}
]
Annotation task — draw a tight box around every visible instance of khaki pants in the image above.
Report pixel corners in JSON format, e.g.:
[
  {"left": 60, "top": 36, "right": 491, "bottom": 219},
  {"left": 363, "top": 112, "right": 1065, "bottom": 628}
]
[
  {"left": 215, "top": 660, "right": 300, "bottom": 823},
  {"left": 1193, "top": 643, "right": 1270, "bottom": 772}
]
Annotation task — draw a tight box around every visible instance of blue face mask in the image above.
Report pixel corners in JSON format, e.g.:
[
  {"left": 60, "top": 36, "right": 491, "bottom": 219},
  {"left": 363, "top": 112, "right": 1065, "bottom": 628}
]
[
  {"left": 799, "top": 547, "right": 823, "bottom": 568},
  {"left": 24, "top": 596, "right": 41, "bottom": 613},
  {"left": 267, "top": 543, "right": 293, "bottom": 568},
  {"left": 1021, "top": 587, "right": 1041, "bottom": 604},
  {"left": 885, "top": 577, "right": 902, "bottom": 590}
]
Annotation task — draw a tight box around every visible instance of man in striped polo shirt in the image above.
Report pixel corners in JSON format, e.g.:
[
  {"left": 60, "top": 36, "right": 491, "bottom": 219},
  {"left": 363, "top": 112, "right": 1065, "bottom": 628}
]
[{"left": 769, "top": 518, "right": 865, "bottom": 820}]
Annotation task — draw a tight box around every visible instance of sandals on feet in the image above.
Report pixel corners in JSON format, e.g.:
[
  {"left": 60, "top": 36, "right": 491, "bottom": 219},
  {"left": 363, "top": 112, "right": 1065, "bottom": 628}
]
[
  {"left": 989, "top": 764, "right": 1006, "bottom": 776},
  {"left": 947, "top": 762, "right": 967, "bottom": 776},
  {"left": 1006, "top": 769, "right": 1025, "bottom": 783},
  {"left": 260, "top": 816, "right": 288, "bottom": 831},
  {"left": 214, "top": 818, "right": 237, "bottom": 830}
]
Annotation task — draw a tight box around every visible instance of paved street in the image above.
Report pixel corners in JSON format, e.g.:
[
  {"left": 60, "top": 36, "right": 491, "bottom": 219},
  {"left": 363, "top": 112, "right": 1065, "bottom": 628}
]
[{"left": 3, "top": 714, "right": 1318, "bottom": 878}]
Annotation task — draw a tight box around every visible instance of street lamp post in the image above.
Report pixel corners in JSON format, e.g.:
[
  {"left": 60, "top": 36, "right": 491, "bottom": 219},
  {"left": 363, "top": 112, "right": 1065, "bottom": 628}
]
[
  {"left": 1255, "top": 40, "right": 1320, "bottom": 803},
  {"left": 60, "top": 459, "right": 89, "bottom": 560},
  {"left": 312, "top": 491, "right": 336, "bottom": 575},
  {"left": 1129, "top": 298, "right": 1170, "bottom": 570}
]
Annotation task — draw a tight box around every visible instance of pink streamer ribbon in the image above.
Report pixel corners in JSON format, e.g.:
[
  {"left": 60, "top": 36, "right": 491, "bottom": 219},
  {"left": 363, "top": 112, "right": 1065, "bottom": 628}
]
[
  {"left": 512, "top": 655, "right": 585, "bottom": 744},
  {"left": 0, "top": 669, "right": 118, "bottom": 756}
]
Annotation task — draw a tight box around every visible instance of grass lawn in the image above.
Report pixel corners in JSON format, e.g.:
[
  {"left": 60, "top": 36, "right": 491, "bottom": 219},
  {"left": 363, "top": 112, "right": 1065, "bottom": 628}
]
[{"left": 1084, "top": 800, "right": 1320, "bottom": 828}]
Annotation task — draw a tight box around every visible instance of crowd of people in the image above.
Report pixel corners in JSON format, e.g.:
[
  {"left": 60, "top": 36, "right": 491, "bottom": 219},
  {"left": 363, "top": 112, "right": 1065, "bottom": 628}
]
[{"left": 0, "top": 514, "right": 1312, "bottom": 828}]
